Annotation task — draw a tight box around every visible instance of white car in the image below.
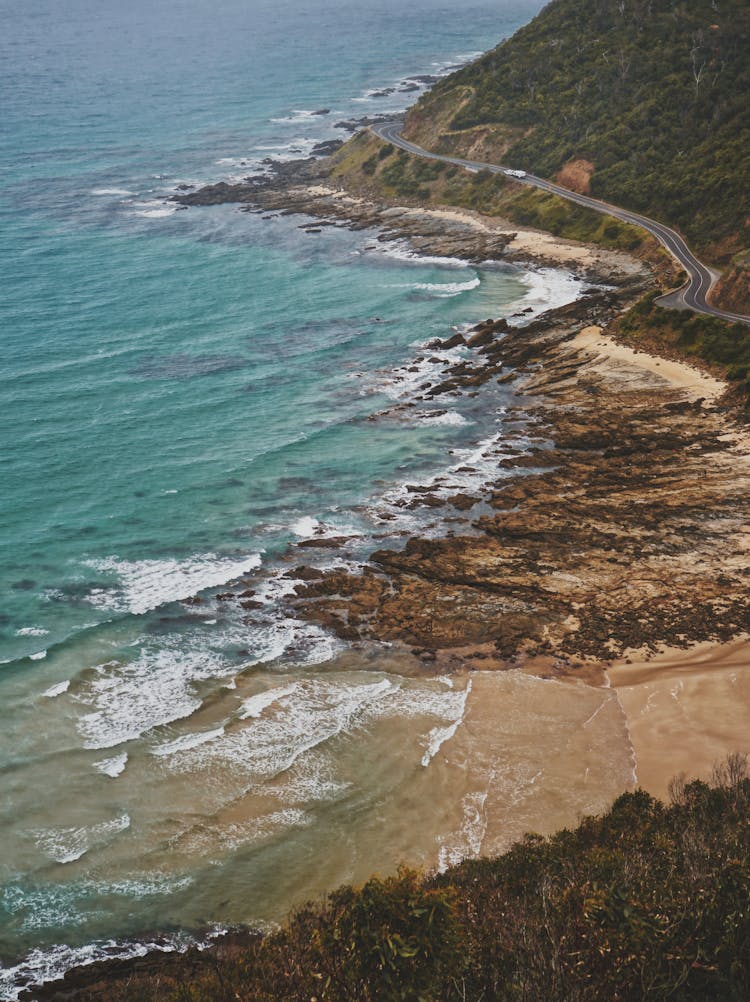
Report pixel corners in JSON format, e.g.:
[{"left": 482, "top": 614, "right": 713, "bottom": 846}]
[{"left": 505, "top": 169, "right": 527, "bottom": 179}]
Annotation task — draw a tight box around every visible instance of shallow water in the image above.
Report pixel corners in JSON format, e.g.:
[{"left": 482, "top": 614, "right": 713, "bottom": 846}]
[{"left": 0, "top": 0, "right": 638, "bottom": 994}]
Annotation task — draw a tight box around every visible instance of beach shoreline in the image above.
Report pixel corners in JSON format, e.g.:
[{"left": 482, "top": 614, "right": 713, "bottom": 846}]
[
  {"left": 177, "top": 151, "right": 750, "bottom": 804},
  {"left": 608, "top": 638, "right": 750, "bottom": 799}
]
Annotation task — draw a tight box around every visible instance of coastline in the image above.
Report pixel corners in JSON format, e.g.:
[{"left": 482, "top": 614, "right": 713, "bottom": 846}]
[
  {"left": 177, "top": 153, "right": 750, "bottom": 793},
  {"left": 184, "top": 158, "right": 744, "bottom": 821},
  {"left": 8, "top": 0, "right": 750, "bottom": 985},
  {"left": 19, "top": 146, "right": 750, "bottom": 1001},
  {"left": 177, "top": 169, "right": 651, "bottom": 287},
  {"left": 230, "top": 161, "right": 750, "bottom": 779}
]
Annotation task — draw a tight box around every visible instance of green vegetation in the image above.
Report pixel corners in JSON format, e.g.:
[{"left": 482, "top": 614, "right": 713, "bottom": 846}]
[
  {"left": 380, "top": 149, "right": 447, "bottom": 198},
  {"left": 619, "top": 290, "right": 750, "bottom": 392},
  {"left": 406, "top": 0, "right": 750, "bottom": 262},
  {"left": 504, "top": 186, "right": 645, "bottom": 251},
  {"left": 86, "top": 757, "right": 750, "bottom": 1001},
  {"left": 331, "top": 130, "right": 657, "bottom": 256}
]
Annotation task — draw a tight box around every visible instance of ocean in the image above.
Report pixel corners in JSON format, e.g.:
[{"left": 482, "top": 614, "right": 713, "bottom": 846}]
[{"left": 0, "top": 0, "right": 636, "bottom": 995}]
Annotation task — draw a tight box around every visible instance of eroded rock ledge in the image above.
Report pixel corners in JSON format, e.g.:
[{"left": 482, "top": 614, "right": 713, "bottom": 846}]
[
  {"left": 177, "top": 159, "right": 750, "bottom": 679},
  {"left": 288, "top": 296, "right": 750, "bottom": 675}
]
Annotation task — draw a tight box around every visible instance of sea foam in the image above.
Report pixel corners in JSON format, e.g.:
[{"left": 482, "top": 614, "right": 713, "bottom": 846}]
[
  {"left": 411, "top": 276, "right": 481, "bottom": 297},
  {"left": 34, "top": 813, "right": 131, "bottom": 864},
  {"left": 93, "top": 752, "right": 128, "bottom": 777},
  {"left": 83, "top": 552, "right": 262, "bottom": 615},
  {"left": 421, "top": 678, "right": 473, "bottom": 766},
  {"left": 42, "top": 680, "right": 70, "bottom": 698},
  {"left": 74, "top": 646, "right": 222, "bottom": 749}
]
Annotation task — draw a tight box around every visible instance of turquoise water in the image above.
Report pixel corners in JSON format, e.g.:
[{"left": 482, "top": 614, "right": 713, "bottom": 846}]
[{"left": 0, "top": 0, "right": 594, "bottom": 993}]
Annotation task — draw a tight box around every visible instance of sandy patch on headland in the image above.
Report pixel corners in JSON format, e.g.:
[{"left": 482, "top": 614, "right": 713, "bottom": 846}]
[
  {"left": 296, "top": 185, "right": 643, "bottom": 277},
  {"left": 574, "top": 324, "right": 727, "bottom": 402},
  {"left": 304, "top": 184, "right": 371, "bottom": 207},
  {"left": 393, "top": 203, "right": 643, "bottom": 275}
]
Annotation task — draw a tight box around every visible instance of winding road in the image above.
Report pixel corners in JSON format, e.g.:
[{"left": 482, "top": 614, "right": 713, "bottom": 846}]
[{"left": 373, "top": 121, "right": 750, "bottom": 327}]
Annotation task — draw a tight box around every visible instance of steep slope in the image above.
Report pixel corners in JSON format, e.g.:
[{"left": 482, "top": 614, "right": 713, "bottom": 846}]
[
  {"left": 713, "top": 251, "right": 750, "bottom": 312},
  {"left": 404, "top": 0, "right": 750, "bottom": 265}
]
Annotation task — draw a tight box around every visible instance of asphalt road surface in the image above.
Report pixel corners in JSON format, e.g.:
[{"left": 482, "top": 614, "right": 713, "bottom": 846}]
[{"left": 373, "top": 121, "right": 750, "bottom": 327}]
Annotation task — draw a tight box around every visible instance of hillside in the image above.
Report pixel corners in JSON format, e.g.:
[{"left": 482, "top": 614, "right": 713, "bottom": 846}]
[
  {"left": 34, "top": 757, "right": 750, "bottom": 1001},
  {"left": 403, "top": 0, "right": 750, "bottom": 265}
]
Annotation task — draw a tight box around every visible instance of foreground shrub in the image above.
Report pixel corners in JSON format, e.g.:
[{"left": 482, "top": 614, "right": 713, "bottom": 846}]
[{"left": 68, "top": 755, "right": 750, "bottom": 1002}]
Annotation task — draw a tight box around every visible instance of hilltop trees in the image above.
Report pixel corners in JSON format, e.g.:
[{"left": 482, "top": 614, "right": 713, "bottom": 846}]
[{"left": 405, "top": 0, "right": 750, "bottom": 261}]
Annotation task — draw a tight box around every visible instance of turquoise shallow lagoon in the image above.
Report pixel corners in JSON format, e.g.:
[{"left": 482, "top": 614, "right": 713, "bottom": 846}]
[{"left": 0, "top": 0, "right": 627, "bottom": 994}]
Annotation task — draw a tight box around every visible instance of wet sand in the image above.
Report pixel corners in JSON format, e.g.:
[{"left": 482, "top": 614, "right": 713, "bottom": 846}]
[
  {"left": 609, "top": 638, "right": 750, "bottom": 799},
  {"left": 433, "top": 670, "right": 636, "bottom": 866}
]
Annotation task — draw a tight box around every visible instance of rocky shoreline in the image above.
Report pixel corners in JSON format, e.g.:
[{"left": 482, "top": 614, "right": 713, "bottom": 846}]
[
  {"left": 174, "top": 153, "right": 750, "bottom": 676},
  {"left": 174, "top": 152, "right": 650, "bottom": 286},
  {"left": 290, "top": 298, "right": 750, "bottom": 671},
  {"left": 22, "top": 153, "right": 750, "bottom": 1001}
]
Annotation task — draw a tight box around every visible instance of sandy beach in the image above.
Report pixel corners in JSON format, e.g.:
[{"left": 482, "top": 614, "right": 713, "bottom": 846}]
[
  {"left": 609, "top": 638, "right": 750, "bottom": 798},
  {"left": 573, "top": 324, "right": 727, "bottom": 402}
]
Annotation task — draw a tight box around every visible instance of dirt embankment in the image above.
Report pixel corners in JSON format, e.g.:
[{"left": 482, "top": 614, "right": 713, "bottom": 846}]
[
  {"left": 555, "top": 158, "right": 595, "bottom": 195},
  {"left": 712, "top": 257, "right": 750, "bottom": 315}
]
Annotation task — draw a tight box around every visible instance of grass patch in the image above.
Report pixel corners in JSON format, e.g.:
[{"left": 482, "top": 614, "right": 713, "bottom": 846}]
[{"left": 505, "top": 187, "right": 645, "bottom": 252}]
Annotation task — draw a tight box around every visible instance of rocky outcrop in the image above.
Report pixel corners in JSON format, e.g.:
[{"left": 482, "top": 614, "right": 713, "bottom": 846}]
[
  {"left": 174, "top": 164, "right": 649, "bottom": 284},
  {"left": 290, "top": 294, "right": 750, "bottom": 671},
  {"left": 712, "top": 258, "right": 750, "bottom": 316}
]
